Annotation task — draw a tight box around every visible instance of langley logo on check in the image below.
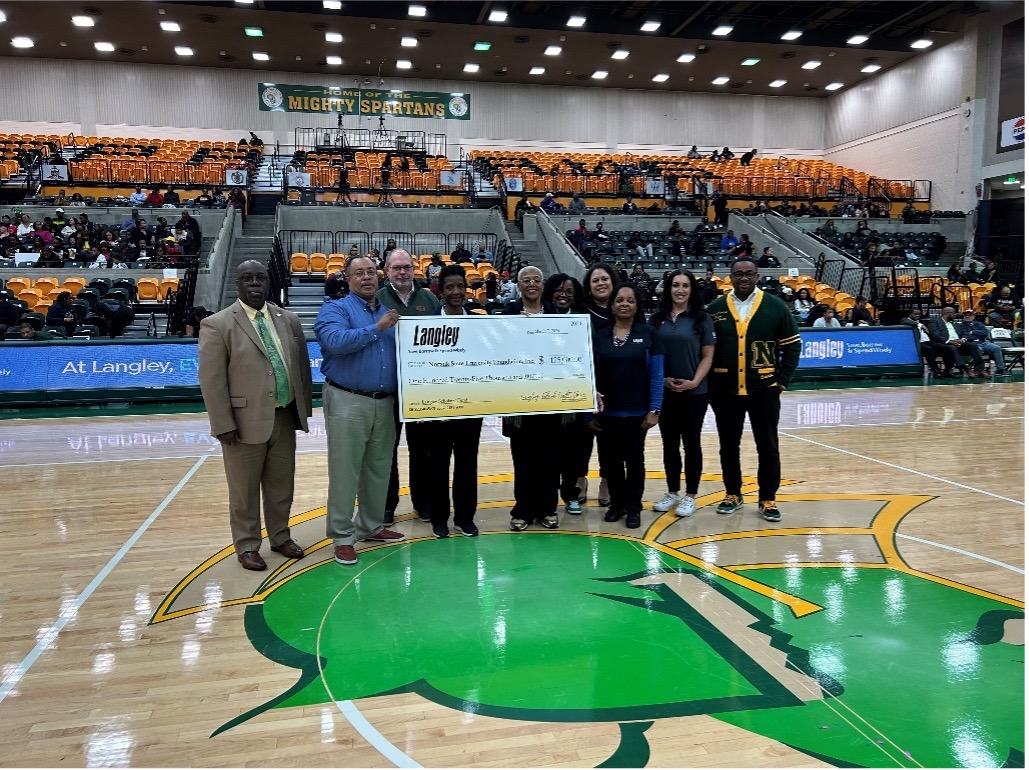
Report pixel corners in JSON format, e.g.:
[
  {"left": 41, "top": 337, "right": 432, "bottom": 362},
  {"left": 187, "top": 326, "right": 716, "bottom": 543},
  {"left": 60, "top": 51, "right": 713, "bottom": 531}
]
[{"left": 411, "top": 324, "right": 461, "bottom": 347}]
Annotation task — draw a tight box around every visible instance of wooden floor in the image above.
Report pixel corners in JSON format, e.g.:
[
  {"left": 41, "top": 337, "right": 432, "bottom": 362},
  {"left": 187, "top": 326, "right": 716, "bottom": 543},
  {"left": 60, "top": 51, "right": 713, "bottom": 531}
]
[{"left": 0, "top": 382, "right": 1023, "bottom": 768}]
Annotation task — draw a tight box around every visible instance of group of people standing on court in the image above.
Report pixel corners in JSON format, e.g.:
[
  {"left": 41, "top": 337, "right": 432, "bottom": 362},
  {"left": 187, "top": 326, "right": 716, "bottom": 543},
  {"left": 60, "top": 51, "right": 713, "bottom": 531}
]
[{"left": 198, "top": 247, "right": 801, "bottom": 571}]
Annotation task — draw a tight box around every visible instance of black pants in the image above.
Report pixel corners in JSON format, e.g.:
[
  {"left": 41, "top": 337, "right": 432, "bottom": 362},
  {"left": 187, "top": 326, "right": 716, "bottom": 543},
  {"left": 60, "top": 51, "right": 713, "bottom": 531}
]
[
  {"left": 658, "top": 390, "right": 709, "bottom": 496},
  {"left": 951, "top": 340, "right": 984, "bottom": 371},
  {"left": 922, "top": 342, "right": 959, "bottom": 373},
  {"left": 386, "top": 401, "right": 432, "bottom": 516},
  {"left": 509, "top": 414, "right": 562, "bottom": 522},
  {"left": 559, "top": 419, "right": 592, "bottom": 503},
  {"left": 595, "top": 415, "right": 647, "bottom": 515},
  {"left": 422, "top": 418, "right": 483, "bottom": 527},
  {"left": 710, "top": 386, "right": 782, "bottom": 501}
]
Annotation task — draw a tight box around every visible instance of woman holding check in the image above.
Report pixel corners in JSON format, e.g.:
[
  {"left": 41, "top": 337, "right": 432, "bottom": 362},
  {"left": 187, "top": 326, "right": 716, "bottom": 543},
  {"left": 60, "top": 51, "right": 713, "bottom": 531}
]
[{"left": 588, "top": 284, "right": 664, "bottom": 529}]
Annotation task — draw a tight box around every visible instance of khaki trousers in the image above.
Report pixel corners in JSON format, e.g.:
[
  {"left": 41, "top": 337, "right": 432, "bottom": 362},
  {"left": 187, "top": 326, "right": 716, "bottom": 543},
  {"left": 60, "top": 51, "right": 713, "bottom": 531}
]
[
  {"left": 323, "top": 385, "right": 396, "bottom": 546},
  {"left": 222, "top": 403, "right": 298, "bottom": 555}
]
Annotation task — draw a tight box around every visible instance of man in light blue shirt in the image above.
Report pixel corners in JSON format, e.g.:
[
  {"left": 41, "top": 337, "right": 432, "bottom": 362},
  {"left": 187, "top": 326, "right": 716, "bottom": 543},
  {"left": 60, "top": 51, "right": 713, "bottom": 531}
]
[
  {"left": 129, "top": 186, "right": 147, "bottom": 205},
  {"left": 314, "top": 256, "right": 406, "bottom": 566}
]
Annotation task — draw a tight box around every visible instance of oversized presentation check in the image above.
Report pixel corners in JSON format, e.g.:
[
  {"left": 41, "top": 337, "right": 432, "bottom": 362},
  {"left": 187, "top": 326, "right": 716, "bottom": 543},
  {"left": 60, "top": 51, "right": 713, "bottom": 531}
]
[{"left": 396, "top": 314, "right": 597, "bottom": 421}]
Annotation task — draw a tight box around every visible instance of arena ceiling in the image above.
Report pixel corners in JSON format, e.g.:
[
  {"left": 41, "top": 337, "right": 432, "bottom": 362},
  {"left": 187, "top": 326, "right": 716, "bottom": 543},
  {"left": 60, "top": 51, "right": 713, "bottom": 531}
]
[{"left": 0, "top": 0, "right": 1012, "bottom": 98}]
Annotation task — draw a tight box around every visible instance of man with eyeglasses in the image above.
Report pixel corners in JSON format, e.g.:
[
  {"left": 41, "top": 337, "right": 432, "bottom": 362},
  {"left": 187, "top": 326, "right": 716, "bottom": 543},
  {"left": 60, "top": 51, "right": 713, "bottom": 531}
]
[
  {"left": 315, "top": 256, "right": 407, "bottom": 566},
  {"left": 198, "top": 261, "right": 313, "bottom": 571},
  {"left": 375, "top": 249, "right": 440, "bottom": 526},
  {"left": 707, "top": 257, "right": 800, "bottom": 523}
]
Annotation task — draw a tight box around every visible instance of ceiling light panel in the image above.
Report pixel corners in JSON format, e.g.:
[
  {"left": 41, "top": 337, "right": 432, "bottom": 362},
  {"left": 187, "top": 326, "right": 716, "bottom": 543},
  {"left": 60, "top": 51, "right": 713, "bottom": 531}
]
[
  {"left": 408, "top": 4, "right": 426, "bottom": 17},
  {"left": 326, "top": 55, "right": 342, "bottom": 65},
  {"left": 473, "top": 41, "right": 491, "bottom": 51},
  {"left": 71, "top": 15, "right": 95, "bottom": 27},
  {"left": 252, "top": 51, "right": 269, "bottom": 60},
  {"left": 396, "top": 59, "right": 412, "bottom": 68},
  {"left": 847, "top": 35, "right": 869, "bottom": 45},
  {"left": 401, "top": 36, "right": 417, "bottom": 47},
  {"left": 652, "top": 73, "right": 669, "bottom": 82},
  {"left": 911, "top": 39, "right": 933, "bottom": 49},
  {"left": 861, "top": 64, "right": 881, "bottom": 73},
  {"left": 640, "top": 21, "right": 661, "bottom": 32},
  {"left": 677, "top": 53, "right": 695, "bottom": 63},
  {"left": 769, "top": 79, "right": 787, "bottom": 87},
  {"left": 160, "top": 21, "right": 181, "bottom": 32},
  {"left": 592, "top": 70, "right": 608, "bottom": 79},
  {"left": 488, "top": 10, "right": 507, "bottom": 22},
  {"left": 463, "top": 63, "right": 479, "bottom": 73},
  {"left": 174, "top": 46, "right": 193, "bottom": 56},
  {"left": 713, "top": 25, "right": 733, "bottom": 36},
  {"left": 802, "top": 60, "right": 821, "bottom": 69},
  {"left": 244, "top": 26, "right": 263, "bottom": 37},
  {"left": 712, "top": 76, "right": 729, "bottom": 85},
  {"left": 529, "top": 66, "right": 544, "bottom": 75},
  {"left": 825, "top": 82, "right": 844, "bottom": 90},
  {"left": 94, "top": 41, "right": 115, "bottom": 52},
  {"left": 325, "top": 32, "right": 343, "bottom": 42},
  {"left": 323, "top": 0, "right": 342, "bottom": 7},
  {"left": 741, "top": 57, "right": 760, "bottom": 66},
  {"left": 781, "top": 31, "right": 802, "bottom": 41},
  {"left": 544, "top": 45, "right": 561, "bottom": 56},
  {"left": 611, "top": 49, "right": 629, "bottom": 60},
  {"left": 11, "top": 36, "right": 33, "bottom": 48},
  {"left": 567, "top": 16, "right": 586, "bottom": 27}
]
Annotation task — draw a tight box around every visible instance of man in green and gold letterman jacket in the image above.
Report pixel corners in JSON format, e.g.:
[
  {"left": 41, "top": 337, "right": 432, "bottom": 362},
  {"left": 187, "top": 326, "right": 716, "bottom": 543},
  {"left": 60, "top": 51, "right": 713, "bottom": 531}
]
[{"left": 707, "top": 257, "right": 801, "bottom": 522}]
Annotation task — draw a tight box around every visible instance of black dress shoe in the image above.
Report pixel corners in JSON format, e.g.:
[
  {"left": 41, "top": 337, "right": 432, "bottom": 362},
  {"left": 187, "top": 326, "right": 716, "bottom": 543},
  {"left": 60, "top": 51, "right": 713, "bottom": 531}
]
[
  {"left": 625, "top": 512, "right": 641, "bottom": 529},
  {"left": 603, "top": 508, "right": 624, "bottom": 523},
  {"left": 238, "top": 550, "right": 267, "bottom": 571},
  {"left": 271, "top": 539, "right": 305, "bottom": 559}
]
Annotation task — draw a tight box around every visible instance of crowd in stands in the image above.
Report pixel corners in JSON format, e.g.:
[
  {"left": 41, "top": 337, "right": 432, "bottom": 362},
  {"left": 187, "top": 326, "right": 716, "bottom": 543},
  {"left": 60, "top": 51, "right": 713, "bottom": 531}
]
[{"left": 0, "top": 203, "right": 204, "bottom": 268}]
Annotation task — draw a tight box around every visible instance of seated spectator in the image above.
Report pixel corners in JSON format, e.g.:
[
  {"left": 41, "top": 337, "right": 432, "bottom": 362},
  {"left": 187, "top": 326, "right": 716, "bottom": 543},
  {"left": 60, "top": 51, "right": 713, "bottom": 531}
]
[
  {"left": 51, "top": 209, "right": 68, "bottom": 230},
  {"left": 812, "top": 307, "right": 841, "bottom": 328},
  {"left": 986, "top": 286, "right": 1021, "bottom": 327},
  {"left": 129, "top": 186, "right": 147, "bottom": 205},
  {"left": 144, "top": 187, "right": 164, "bottom": 207},
  {"left": 19, "top": 322, "right": 52, "bottom": 341},
  {"left": 70, "top": 192, "right": 85, "bottom": 205},
  {"left": 121, "top": 209, "right": 140, "bottom": 231},
  {"left": 720, "top": 229, "right": 739, "bottom": 251},
  {"left": 709, "top": 149, "right": 723, "bottom": 162},
  {"left": 686, "top": 145, "right": 701, "bottom": 159},
  {"left": 568, "top": 192, "right": 586, "bottom": 214},
  {"left": 720, "top": 147, "right": 735, "bottom": 160},
  {"left": 15, "top": 214, "right": 33, "bottom": 237},
  {"left": 668, "top": 219, "right": 684, "bottom": 237},
  {"left": 927, "top": 306, "right": 986, "bottom": 376},
  {"left": 850, "top": 296, "right": 874, "bottom": 325},
  {"left": 732, "top": 233, "right": 755, "bottom": 258},
  {"left": 473, "top": 243, "right": 493, "bottom": 265},
  {"left": 450, "top": 242, "right": 472, "bottom": 263},
  {"left": 957, "top": 309, "right": 1007, "bottom": 376},
  {"left": 627, "top": 231, "right": 653, "bottom": 259},
  {"left": 184, "top": 306, "right": 212, "bottom": 337},
  {"left": 163, "top": 187, "right": 180, "bottom": 205},
  {"left": 946, "top": 262, "right": 962, "bottom": 282},
  {"left": 484, "top": 271, "right": 499, "bottom": 300},
  {"left": 756, "top": 247, "right": 780, "bottom": 268},
  {"left": 958, "top": 262, "right": 980, "bottom": 284},
  {"left": 95, "top": 296, "right": 136, "bottom": 338},
  {"left": 539, "top": 192, "right": 559, "bottom": 213},
  {"left": 498, "top": 271, "right": 519, "bottom": 301},
  {"left": 622, "top": 196, "right": 638, "bottom": 213},
  {"left": 979, "top": 260, "right": 999, "bottom": 283},
  {"left": 514, "top": 194, "right": 533, "bottom": 226},
  {"left": 248, "top": 131, "right": 264, "bottom": 147},
  {"left": 46, "top": 291, "right": 77, "bottom": 336},
  {"left": 194, "top": 188, "right": 214, "bottom": 207},
  {"left": 739, "top": 148, "right": 757, "bottom": 166},
  {"left": 793, "top": 288, "right": 815, "bottom": 316},
  {"left": 213, "top": 190, "right": 227, "bottom": 206}
]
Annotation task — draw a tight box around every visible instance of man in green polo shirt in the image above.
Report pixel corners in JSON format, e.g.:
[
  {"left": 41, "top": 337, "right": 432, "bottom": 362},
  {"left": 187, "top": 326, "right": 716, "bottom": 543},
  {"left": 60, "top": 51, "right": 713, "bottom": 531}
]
[
  {"left": 375, "top": 249, "right": 440, "bottom": 526},
  {"left": 707, "top": 257, "right": 801, "bottom": 523}
]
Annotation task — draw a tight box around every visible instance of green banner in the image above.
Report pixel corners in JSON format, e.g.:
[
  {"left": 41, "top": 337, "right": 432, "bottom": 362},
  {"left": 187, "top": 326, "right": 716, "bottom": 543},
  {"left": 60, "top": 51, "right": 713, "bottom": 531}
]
[{"left": 258, "top": 83, "right": 471, "bottom": 120}]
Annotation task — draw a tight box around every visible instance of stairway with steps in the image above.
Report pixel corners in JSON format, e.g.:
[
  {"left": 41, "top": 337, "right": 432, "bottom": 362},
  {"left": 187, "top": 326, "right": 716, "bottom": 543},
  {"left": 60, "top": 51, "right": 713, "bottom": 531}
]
[
  {"left": 287, "top": 284, "right": 325, "bottom": 333},
  {"left": 219, "top": 214, "right": 277, "bottom": 309},
  {"left": 504, "top": 220, "right": 544, "bottom": 273}
]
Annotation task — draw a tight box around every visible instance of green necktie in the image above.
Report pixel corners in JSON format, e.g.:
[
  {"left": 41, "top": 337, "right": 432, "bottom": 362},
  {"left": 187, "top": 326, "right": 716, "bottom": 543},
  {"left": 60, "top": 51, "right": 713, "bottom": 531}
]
[{"left": 255, "top": 310, "right": 290, "bottom": 408}]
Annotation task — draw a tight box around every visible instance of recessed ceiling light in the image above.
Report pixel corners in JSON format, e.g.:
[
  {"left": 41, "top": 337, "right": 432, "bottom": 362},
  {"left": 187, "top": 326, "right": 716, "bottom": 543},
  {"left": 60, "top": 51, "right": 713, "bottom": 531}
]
[
  {"left": 825, "top": 82, "right": 844, "bottom": 90},
  {"left": 322, "top": 0, "right": 342, "bottom": 8},
  {"left": 325, "top": 32, "right": 343, "bottom": 43},
  {"left": 769, "top": 79, "right": 787, "bottom": 87},
  {"left": 408, "top": 4, "right": 426, "bottom": 17},
  {"left": 94, "top": 41, "right": 115, "bottom": 52},
  {"left": 640, "top": 21, "right": 661, "bottom": 32},
  {"left": 712, "top": 76, "right": 729, "bottom": 85},
  {"left": 861, "top": 64, "right": 881, "bottom": 73},
  {"left": 713, "top": 25, "right": 733, "bottom": 36},
  {"left": 11, "top": 36, "right": 33, "bottom": 48},
  {"left": 611, "top": 50, "right": 629, "bottom": 60},
  {"left": 847, "top": 35, "right": 869, "bottom": 45},
  {"left": 252, "top": 51, "right": 269, "bottom": 61},
  {"left": 401, "top": 36, "right": 418, "bottom": 47},
  {"left": 326, "top": 55, "right": 342, "bottom": 65},
  {"left": 529, "top": 66, "right": 544, "bottom": 75},
  {"left": 911, "top": 39, "right": 933, "bottom": 49},
  {"left": 0, "top": 11, "right": 7, "bottom": 23},
  {"left": 567, "top": 15, "right": 586, "bottom": 27},
  {"left": 71, "top": 15, "right": 95, "bottom": 27},
  {"left": 160, "top": 21, "right": 181, "bottom": 32},
  {"left": 781, "top": 31, "right": 802, "bottom": 41},
  {"left": 652, "top": 73, "right": 669, "bottom": 82},
  {"left": 741, "top": 57, "right": 760, "bottom": 66},
  {"left": 396, "top": 59, "right": 412, "bottom": 68},
  {"left": 677, "top": 53, "right": 695, "bottom": 63},
  {"left": 488, "top": 10, "right": 507, "bottom": 22},
  {"left": 802, "top": 60, "right": 821, "bottom": 69},
  {"left": 234, "top": 0, "right": 254, "bottom": 4},
  {"left": 545, "top": 45, "right": 561, "bottom": 56},
  {"left": 473, "top": 41, "right": 491, "bottom": 51},
  {"left": 463, "top": 63, "right": 479, "bottom": 73},
  {"left": 592, "top": 70, "right": 608, "bottom": 79},
  {"left": 244, "top": 26, "right": 263, "bottom": 37},
  {"left": 174, "top": 46, "right": 193, "bottom": 56}
]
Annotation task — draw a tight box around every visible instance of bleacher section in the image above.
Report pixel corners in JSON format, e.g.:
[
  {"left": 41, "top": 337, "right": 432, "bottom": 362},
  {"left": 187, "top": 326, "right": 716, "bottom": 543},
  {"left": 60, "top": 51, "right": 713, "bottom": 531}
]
[{"left": 287, "top": 149, "right": 455, "bottom": 194}]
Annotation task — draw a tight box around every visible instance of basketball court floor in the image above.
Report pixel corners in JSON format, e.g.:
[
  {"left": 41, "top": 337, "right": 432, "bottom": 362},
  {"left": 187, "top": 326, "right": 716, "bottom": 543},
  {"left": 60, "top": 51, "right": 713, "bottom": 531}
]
[{"left": 0, "top": 381, "right": 1023, "bottom": 768}]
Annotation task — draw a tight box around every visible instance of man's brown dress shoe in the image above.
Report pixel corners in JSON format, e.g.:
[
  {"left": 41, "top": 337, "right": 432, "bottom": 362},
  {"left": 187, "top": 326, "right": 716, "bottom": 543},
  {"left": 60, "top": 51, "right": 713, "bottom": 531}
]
[
  {"left": 271, "top": 539, "right": 305, "bottom": 559},
  {"left": 238, "top": 550, "right": 267, "bottom": 571}
]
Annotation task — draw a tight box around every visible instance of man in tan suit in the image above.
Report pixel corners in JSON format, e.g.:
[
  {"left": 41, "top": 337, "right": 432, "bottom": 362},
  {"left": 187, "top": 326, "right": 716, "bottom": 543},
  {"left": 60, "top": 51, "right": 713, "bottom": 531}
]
[{"left": 199, "top": 260, "right": 313, "bottom": 571}]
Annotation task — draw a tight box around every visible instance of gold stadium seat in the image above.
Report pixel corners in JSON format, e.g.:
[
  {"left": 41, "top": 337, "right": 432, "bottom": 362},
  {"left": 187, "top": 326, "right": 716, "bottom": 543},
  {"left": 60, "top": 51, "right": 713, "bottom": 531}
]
[
  {"left": 290, "top": 253, "right": 309, "bottom": 273},
  {"left": 136, "top": 277, "right": 161, "bottom": 301},
  {"left": 309, "top": 253, "right": 328, "bottom": 273}
]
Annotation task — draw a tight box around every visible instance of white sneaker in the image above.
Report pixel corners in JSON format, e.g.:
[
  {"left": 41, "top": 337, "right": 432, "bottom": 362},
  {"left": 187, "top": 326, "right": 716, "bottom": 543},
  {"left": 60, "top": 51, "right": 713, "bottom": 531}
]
[
  {"left": 653, "top": 492, "right": 680, "bottom": 512},
  {"left": 675, "top": 496, "right": 697, "bottom": 517}
]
